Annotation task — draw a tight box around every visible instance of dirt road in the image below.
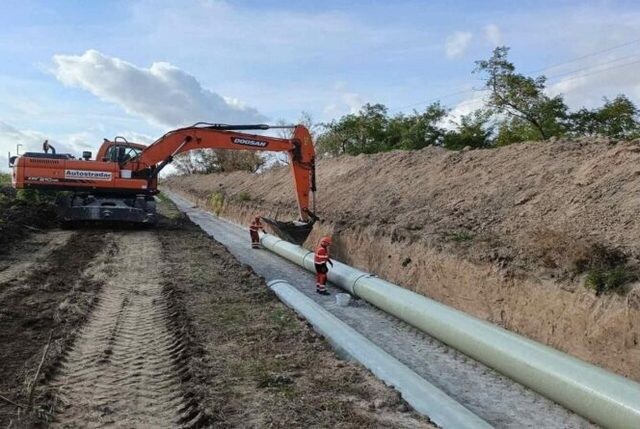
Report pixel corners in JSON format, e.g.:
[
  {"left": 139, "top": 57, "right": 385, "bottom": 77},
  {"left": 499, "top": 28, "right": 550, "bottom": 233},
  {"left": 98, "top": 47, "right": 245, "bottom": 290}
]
[
  {"left": 0, "top": 201, "right": 432, "bottom": 428},
  {"left": 0, "top": 229, "right": 107, "bottom": 426},
  {"left": 51, "top": 231, "right": 201, "bottom": 427}
]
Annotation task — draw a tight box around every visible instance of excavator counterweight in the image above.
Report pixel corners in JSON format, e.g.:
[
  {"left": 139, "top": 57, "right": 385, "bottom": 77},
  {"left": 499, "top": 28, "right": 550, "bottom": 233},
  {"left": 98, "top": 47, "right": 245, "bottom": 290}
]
[{"left": 10, "top": 123, "right": 317, "bottom": 244}]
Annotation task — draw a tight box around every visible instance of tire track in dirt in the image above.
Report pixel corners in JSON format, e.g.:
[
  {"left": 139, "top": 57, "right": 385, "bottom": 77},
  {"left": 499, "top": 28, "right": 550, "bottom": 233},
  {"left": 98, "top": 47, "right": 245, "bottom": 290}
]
[{"left": 50, "top": 231, "right": 201, "bottom": 428}]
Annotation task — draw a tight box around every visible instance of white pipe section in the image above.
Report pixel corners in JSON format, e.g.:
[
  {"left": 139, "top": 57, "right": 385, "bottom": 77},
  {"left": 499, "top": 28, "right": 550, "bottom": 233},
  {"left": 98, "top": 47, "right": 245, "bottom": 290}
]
[
  {"left": 267, "top": 279, "right": 492, "bottom": 429},
  {"left": 261, "top": 234, "right": 640, "bottom": 429}
]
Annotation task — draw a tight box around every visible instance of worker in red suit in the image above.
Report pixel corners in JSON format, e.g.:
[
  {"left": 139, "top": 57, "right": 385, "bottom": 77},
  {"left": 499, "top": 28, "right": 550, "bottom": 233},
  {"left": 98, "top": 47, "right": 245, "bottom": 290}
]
[
  {"left": 314, "top": 236, "right": 334, "bottom": 295},
  {"left": 249, "top": 216, "right": 264, "bottom": 248}
]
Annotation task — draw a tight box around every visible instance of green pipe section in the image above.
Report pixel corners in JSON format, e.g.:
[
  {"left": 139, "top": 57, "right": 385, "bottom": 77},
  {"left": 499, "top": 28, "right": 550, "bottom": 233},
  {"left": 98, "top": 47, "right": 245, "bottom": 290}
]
[{"left": 261, "top": 233, "right": 640, "bottom": 429}]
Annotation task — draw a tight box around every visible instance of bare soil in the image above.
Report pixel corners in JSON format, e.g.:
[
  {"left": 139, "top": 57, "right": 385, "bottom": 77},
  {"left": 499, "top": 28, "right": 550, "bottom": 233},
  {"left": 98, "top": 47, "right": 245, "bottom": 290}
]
[
  {"left": 0, "top": 230, "right": 107, "bottom": 427},
  {"left": 164, "top": 138, "right": 640, "bottom": 381}
]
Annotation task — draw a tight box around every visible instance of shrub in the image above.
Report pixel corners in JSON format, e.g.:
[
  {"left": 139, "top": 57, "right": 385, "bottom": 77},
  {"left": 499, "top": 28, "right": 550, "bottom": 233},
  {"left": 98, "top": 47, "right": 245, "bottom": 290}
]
[
  {"left": 17, "top": 189, "right": 40, "bottom": 202},
  {"left": 237, "top": 191, "right": 251, "bottom": 202},
  {"left": 0, "top": 172, "right": 10, "bottom": 186},
  {"left": 448, "top": 230, "right": 474, "bottom": 242},
  {"left": 585, "top": 266, "right": 636, "bottom": 295},
  {"left": 575, "top": 243, "right": 637, "bottom": 295},
  {"left": 209, "top": 191, "right": 225, "bottom": 215}
]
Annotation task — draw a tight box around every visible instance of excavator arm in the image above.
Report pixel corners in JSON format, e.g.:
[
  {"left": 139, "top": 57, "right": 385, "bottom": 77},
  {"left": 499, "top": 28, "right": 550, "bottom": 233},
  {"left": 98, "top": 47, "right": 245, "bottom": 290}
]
[
  {"left": 124, "top": 123, "right": 317, "bottom": 223},
  {"left": 11, "top": 123, "right": 317, "bottom": 243}
]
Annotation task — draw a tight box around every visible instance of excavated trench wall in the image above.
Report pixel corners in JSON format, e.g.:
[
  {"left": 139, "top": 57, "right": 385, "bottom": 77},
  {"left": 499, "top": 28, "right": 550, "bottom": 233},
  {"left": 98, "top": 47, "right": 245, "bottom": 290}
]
[{"left": 164, "top": 139, "right": 640, "bottom": 381}]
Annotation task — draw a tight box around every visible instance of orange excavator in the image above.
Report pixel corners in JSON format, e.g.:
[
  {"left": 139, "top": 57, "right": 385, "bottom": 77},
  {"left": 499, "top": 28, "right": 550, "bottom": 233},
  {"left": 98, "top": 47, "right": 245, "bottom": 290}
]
[{"left": 9, "top": 123, "right": 317, "bottom": 243}]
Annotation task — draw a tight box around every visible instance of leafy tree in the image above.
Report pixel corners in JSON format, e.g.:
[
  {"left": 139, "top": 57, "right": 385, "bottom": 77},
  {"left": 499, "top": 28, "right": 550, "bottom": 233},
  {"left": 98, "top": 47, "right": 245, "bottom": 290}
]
[
  {"left": 316, "top": 102, "right": 447, "bottom": 156},
  {"left": 475, "top": 46, "right": 567, "bottom": 140},
  {"left": 316, "top": 103, "right": 388, "bottom": 155},
  {"left": 390, "top": 103, "right": 448, "bottom": 150},
  {"left": 493, "top": 118, "right": 541, "bottom": 147},
  {"left": 443, "top": 110, "right": 494, "bottom": 150},
  {"left": 274, "top": 112, "right": 320, "bottom": 164},
  {"left": 569, "top": 95, "right": 640, "bottom": 139},
  {"left": 173, "top": 149, "right": 263, "bottom": 175}
]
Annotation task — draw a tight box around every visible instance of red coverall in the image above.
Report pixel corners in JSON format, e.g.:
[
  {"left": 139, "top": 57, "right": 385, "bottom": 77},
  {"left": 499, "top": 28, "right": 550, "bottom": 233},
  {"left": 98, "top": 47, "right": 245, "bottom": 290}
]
[
  {"left": 249, "top": 218, "right": 263, "bottom": 248},
  {"left": 314, "top": 244, "right": 332, "bottom": 294}
]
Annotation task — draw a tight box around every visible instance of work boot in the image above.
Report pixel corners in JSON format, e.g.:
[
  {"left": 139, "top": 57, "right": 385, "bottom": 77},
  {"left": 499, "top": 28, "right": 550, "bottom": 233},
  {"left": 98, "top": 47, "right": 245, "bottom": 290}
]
[{"left": 316, "top": 289, "right": 330, "bottom": 296}]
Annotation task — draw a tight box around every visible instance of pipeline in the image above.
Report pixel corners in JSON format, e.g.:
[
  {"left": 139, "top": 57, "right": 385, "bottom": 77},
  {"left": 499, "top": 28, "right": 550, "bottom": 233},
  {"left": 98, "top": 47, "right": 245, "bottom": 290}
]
[
  {"left": 261, "top": 234, "right": 640, "bottom": 429},
  {"left": 267, "top": 279, "right": 492, "bottom": 429}
]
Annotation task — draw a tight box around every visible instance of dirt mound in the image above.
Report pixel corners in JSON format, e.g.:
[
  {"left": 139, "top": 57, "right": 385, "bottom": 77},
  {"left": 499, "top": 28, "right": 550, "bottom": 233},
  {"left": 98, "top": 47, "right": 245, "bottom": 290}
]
[
  {"left": 166, "top": 138, "right": 640, "bottom": 276},
  {"left": 164, "top": 137, "right": 640, "bottom": 381}
]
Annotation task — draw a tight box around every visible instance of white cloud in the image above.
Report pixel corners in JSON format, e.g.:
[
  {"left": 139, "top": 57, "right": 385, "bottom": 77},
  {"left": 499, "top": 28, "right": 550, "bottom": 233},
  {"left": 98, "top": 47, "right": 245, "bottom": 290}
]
[
  {"left": 323, "top": 89, "right": 365, "bottom": 119},
  {"left": 547, "top": 56, "right": 640, "bottom": 108},
  {"left": 484, "top": 24, "right": 502, "bottom": 46},
  {"left": 446, "top": 91, "right": 489, "bottom": 130},
  {"left": 0, "top": 121, "right": 63, "bottom": 172},
  {"left": 0, "top": 121, "right": 51, "bottom": 154},
  {"left": 52, "top": 50, "right": 266, "bottom": 129},
  {"left": 445, "top": 31, "right": 473, "bottom": 59}
]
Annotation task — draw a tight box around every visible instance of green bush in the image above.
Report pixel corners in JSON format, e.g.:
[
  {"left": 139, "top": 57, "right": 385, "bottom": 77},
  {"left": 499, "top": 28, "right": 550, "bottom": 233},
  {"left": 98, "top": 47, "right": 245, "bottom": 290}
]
[
  {"left": 448, "top": 230, "right": 474, "bottom": 242},
  {"left": 0, "top": 172, "right": 10, "bottom": 186},
  {"left": 17, "top": 188, "right": 40, "bottom": 202},
  {"left": 576, "top": 243, "right": 637, "bottom": 295},
  {"left": 585, "top": 266, "right": 635, "bottom": 295},
  {"left": 209, "top": 191, "right": 225, "bottom": 215},
  {"left": 237, "top": 191, "right": 251, "bottom": 202}
]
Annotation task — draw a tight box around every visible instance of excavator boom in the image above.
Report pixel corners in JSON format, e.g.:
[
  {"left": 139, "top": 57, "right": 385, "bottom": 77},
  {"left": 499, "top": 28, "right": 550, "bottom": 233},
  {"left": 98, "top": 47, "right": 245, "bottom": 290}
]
[{"left": 10, "top": 123, "right": 317, "bottom": 244}]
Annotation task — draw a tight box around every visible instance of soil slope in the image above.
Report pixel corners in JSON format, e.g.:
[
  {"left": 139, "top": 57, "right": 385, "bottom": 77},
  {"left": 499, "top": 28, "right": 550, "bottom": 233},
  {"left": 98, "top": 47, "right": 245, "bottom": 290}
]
[{"left": 165, "top": 138, "right": 640, "bottom": 381}]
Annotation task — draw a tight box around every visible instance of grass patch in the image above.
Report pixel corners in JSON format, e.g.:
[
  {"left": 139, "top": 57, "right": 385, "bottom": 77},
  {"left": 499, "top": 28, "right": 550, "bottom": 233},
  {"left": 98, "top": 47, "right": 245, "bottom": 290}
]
[
  {"left": 0, "top": 172, "right": 11, "bottom": 186},
  {"left": 574, "top": 244, "right": 638, "bottom": 295},
  {"left": 209, "top": 191, "right": 225, "bottom": 215},
  {"left": 236, "top": 191, "right": 251, "bottom": 202},
  {"left": 448, "top": 230, "right": 474, "bottom": 242},
  {"left": 585, "top": 266, "right": 636, "bottom": 295},
  {"left": 156, "top": 192, "right": 171, "bottom": 203},
  {"left": 269, "top": 307, "right": 300, "bottom": 333}
]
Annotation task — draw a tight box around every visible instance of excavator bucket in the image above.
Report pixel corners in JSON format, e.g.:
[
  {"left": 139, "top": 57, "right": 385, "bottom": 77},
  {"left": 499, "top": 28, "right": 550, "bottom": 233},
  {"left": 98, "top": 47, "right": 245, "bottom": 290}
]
[{"left": 261, "top": 218, "right": 314, "bottom": 245}]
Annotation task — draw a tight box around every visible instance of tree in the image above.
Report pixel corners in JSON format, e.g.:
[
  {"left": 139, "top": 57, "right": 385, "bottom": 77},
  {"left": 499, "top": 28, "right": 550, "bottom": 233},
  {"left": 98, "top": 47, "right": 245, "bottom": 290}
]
[
  {"left": 493, "top": 118, "right": 541, "bottom": 147},
  {"left": 475, "top": 46, "right": 567, "bottom": 140},
  {"left": 443, "top": 110, "right": 494, "bottom": 149},
  {"left": 316, "top": 103, "right": 389, "bottom": 156},
  {"left": 273, "top": 112, "right": 320, "bottom": 164},
  {"left": 316, "top": 102, "right": 447, "bottom": 156},
  {"left": 172, "top": 149, "right": 263, "bottom": 175},
  {"left": 569, "top": 95, "right": 640, "bottom": 139},
  {"left": 390, "top": 103, "right": 448, "bottom": 150}
]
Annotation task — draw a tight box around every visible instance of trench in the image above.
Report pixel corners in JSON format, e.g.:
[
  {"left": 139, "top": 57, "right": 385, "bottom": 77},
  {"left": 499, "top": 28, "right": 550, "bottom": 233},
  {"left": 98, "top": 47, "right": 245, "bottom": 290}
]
[{"left": 167, "top": 190, "right": 598, "bottom": 428}]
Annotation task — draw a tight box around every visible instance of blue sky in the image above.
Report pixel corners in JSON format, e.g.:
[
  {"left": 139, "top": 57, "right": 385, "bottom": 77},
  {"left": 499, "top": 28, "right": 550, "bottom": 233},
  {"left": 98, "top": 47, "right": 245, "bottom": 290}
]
[{"left": 1, "top": 0, "right": 640, "bottom": 169}]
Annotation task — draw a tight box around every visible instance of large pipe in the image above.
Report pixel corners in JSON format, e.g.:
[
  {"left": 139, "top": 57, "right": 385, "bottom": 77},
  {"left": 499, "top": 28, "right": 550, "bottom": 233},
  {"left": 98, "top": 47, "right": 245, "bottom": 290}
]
[
  {"left": 261, "top": 234, "right": 640, "bottom": 429},
  {"left": 267, "top": 279, "right": 492, "bottom": 429}
]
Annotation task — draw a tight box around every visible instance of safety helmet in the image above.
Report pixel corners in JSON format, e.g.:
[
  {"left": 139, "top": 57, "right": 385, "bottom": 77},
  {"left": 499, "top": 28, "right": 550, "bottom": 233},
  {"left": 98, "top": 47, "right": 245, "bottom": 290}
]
[{"left": 320, "top": 236, "right": 332, "bottom": 246}]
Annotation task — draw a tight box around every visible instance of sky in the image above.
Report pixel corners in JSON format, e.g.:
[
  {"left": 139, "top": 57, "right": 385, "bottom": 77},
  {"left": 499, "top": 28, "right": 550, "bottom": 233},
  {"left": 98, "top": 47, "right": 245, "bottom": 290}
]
[{"left": 1, "top": 0, "right": 640, "bottom": 170}]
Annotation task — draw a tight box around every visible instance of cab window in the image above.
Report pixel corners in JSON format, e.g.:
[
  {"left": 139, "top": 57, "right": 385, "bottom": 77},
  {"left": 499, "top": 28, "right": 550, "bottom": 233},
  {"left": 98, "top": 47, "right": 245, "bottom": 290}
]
[{"left": 105, "top": 145, "right": 141, "bottom": 163}]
